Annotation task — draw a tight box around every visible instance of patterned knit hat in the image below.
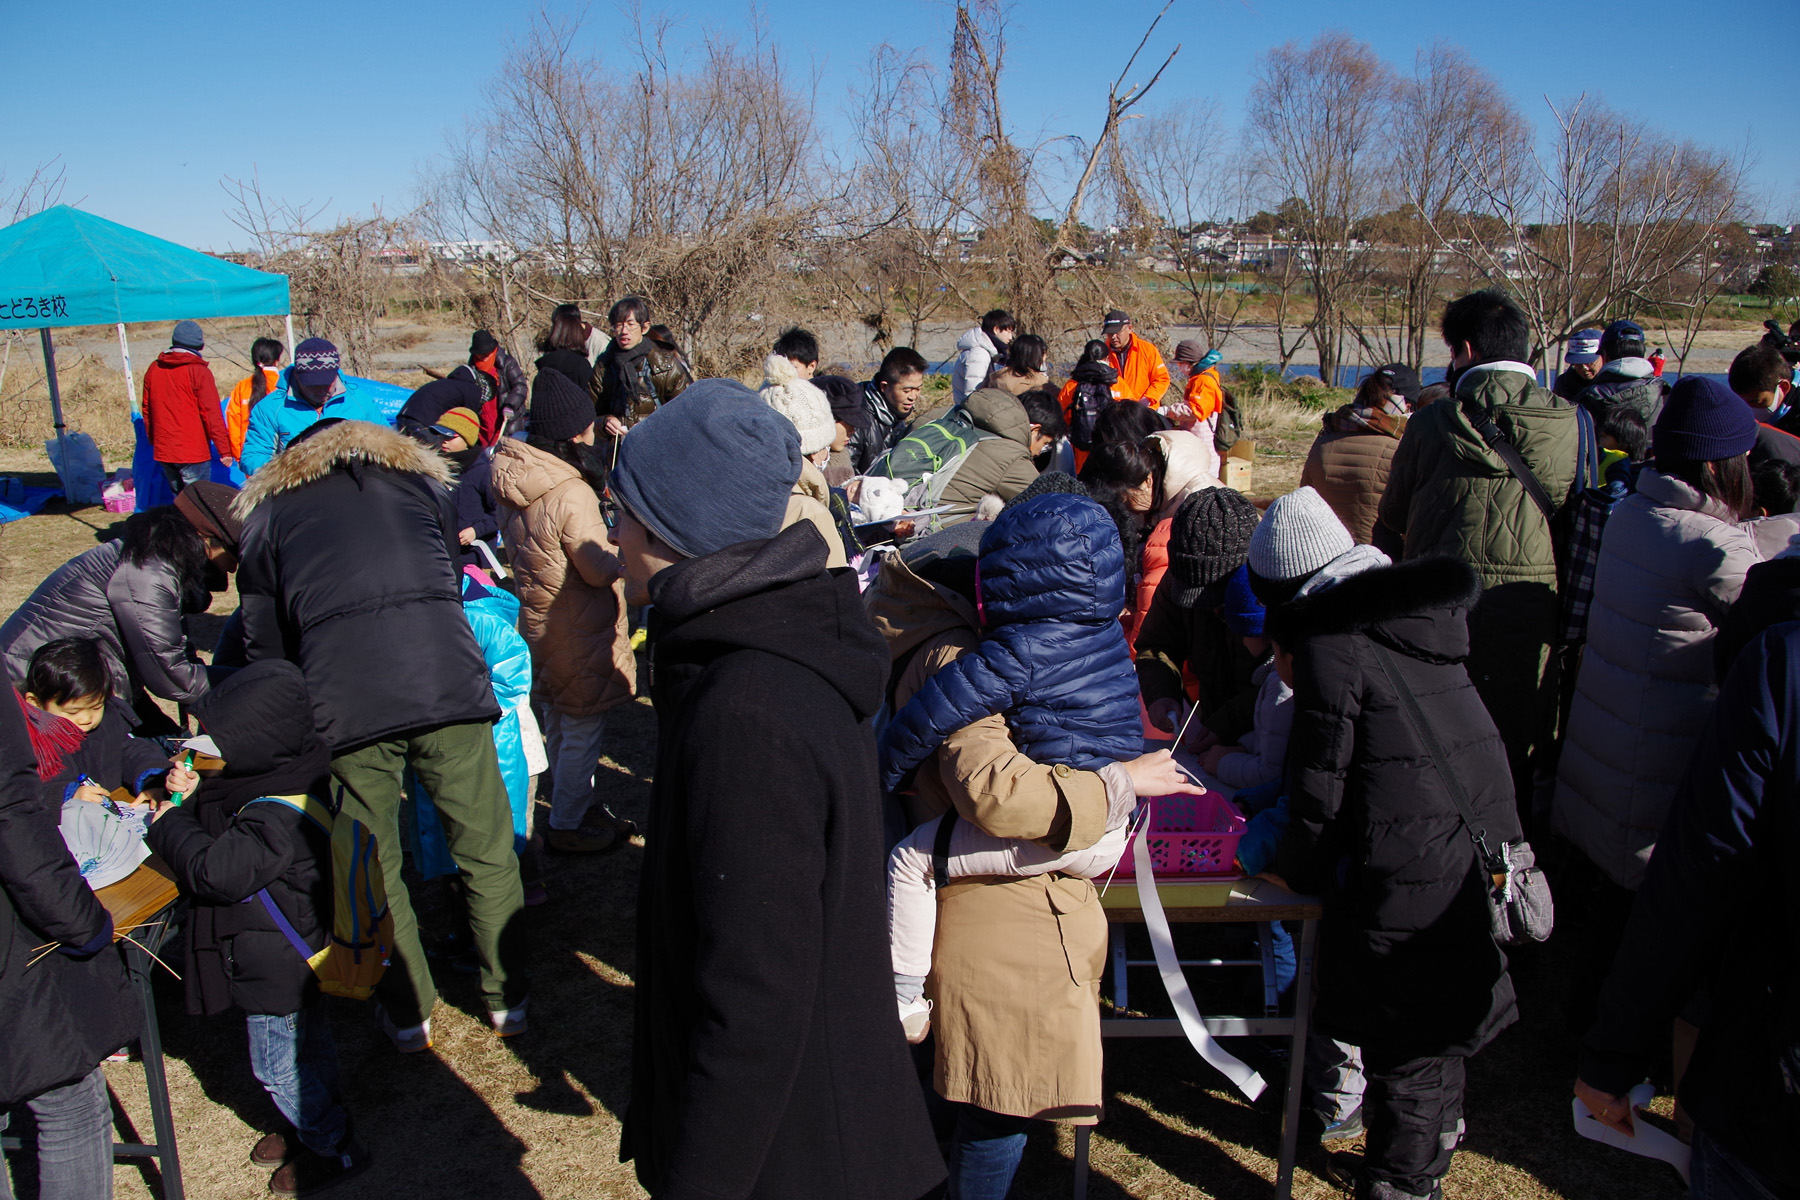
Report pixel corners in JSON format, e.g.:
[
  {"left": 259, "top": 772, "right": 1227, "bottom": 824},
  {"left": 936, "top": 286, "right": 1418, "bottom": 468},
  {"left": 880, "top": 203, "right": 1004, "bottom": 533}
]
[
  {"left": 1247, "top": 486, "right": 1354, "bottom": 584},
  {"left": 1168, "top": 487, "right": 1261, "bottom": 608},
  {"left": 759, "top": 354, "right": 835, "bottom": 456},
  {"left": 433, "top": 407, "right": 481, "bottom": 447},
  {"left": 290, "top": 337, "right": 341, "bottom": 387}
]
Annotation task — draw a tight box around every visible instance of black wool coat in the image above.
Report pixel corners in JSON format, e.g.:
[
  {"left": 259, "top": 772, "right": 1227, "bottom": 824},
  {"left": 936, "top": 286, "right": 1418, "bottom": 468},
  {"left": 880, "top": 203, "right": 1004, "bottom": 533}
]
[
  {"left": 235, "top": 420, "right": 500, "bottom": 753},
  {"left": 0, "top": 695, "right": 138, "bottom": 1106},
  {"left": 1268, "top": 557, "right": 1521, "bottom": 1059},
  {"left": 622, "top": 523, "right": 944, "bottom": 1200}
]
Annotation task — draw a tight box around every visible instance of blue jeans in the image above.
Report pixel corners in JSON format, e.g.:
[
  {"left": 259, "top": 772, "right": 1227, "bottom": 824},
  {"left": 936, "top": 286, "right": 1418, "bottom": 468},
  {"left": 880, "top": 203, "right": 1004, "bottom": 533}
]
[
  {"left": 246, "top": 1001, "right": 349, "bottom": 1155},
  {"left": 0, "top": 1067, "right": 113, "bottom": 1200},
  {"left": 158, "top": 461, "right": 210, "bottom": 494},
  {"left": 946, "top": 1105, "right": 1033, "bottom": 1200},
  {"left": 1691, "top": 1128, "right": 1792, "bottom": 1200}
]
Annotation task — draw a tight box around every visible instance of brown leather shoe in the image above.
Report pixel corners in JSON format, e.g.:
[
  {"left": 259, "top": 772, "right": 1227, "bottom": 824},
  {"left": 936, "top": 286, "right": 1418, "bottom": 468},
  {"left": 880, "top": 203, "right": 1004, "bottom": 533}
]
[{"left": 250, "top": 1130, "right": 293, "bottom": 1170}]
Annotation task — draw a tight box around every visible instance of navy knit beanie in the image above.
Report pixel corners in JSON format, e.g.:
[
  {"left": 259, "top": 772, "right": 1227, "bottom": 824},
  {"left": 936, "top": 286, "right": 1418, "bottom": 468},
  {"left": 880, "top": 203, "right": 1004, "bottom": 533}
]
[
  {"left": 611, "top": 378, "right": 801, "bottom": 559},
  {"left": 1653, "top": 376, "right": 1758, "bottom": 462},
  {"left": 1220, "top": 565, "right": 1266, "bottom": 637},
  {"left": 172, "top": 320, "right": 204, "bottom": 351}
]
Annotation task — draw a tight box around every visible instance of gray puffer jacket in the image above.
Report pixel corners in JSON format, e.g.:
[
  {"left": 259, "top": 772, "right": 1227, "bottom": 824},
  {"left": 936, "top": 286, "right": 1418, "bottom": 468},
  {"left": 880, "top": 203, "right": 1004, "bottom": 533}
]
[
  {"left": 0, "top": 541, "right": 210, "bottom": 705},
  {"left": 1553, "top": 469, "right": 1761, "bottom": 888}
]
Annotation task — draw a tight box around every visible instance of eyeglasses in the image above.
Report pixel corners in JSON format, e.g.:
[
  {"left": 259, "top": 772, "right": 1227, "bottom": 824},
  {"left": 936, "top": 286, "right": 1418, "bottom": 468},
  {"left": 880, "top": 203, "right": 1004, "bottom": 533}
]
[{"left": 611, "top": 319, "right": 645, "bottom": 332}]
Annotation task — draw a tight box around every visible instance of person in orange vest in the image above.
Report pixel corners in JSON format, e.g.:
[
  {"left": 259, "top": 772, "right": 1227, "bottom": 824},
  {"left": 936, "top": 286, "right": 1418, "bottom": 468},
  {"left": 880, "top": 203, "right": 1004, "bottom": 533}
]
[
  {"left": 224, "top": 338, "right": 284, "bottom": 461},
  {"left": 1101, "top": 309, "right": 1170, "bottom": 408},
  {"left": 1170, "top": 340, "right": 1225, "bottom": 442}
]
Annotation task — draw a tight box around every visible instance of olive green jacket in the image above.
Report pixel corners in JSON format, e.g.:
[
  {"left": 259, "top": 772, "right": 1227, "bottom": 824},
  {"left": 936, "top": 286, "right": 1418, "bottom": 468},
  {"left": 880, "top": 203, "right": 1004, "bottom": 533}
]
[{"left": 1378, "top": 363, "right": 1581, "bottom": 593}]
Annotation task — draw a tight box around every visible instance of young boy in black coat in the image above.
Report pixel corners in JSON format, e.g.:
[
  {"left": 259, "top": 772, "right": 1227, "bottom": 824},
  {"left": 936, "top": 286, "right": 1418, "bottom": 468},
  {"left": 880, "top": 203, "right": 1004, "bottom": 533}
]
[
  {"left": 146, "top": 661, "right": 370, "bottom": 1198},
  {"left": 1250, "top": 488, "right": 1521, "bottom": 1200},
  {"left": 609, "top": 380, "right": 944, "bottom": 1200}
]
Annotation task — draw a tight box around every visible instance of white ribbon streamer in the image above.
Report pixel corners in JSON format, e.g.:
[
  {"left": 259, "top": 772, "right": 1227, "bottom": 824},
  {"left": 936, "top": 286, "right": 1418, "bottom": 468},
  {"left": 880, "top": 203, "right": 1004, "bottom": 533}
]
[
  {"left": 1132, "top": 829, "right": 1266, "bottom": 1101},
  {"left": 1572, "top": 1082, "right": 1691, "bottom": 1184}
]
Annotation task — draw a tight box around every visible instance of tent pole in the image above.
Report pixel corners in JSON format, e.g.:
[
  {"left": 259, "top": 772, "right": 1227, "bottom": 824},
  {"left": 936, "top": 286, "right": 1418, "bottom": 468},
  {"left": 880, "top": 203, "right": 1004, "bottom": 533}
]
[
  {"left": 116, "top": 323, "right": 140, "bottom": 415},
  {"left": 40, "top": 328, "right": 71, "bottom": 488},
  {"left": 284, "top": 314, "right": 297, "bottom": 363}
]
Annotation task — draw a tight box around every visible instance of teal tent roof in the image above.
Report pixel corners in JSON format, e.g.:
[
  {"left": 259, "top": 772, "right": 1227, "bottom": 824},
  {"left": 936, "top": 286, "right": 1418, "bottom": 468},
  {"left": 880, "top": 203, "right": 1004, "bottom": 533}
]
[{"left": 0, "top": 205, "right": 289, "bottom": 330}]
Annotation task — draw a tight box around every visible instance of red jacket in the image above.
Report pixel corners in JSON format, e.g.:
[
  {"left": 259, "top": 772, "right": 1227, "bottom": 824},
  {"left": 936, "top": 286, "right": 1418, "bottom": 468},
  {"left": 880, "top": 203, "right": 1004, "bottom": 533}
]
[{"left": 142, "top": 351, "right": 229, "bottom": 464}]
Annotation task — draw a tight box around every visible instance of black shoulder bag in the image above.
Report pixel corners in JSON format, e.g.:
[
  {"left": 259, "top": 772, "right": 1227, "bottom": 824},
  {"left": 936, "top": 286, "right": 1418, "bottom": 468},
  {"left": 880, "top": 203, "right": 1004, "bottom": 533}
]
[
  {"left": 1371, "top": 644, "right": 1554, "bottom": 945},
  {"left": 1462, "top": 397, "right": 1556, "bottom": 520}
]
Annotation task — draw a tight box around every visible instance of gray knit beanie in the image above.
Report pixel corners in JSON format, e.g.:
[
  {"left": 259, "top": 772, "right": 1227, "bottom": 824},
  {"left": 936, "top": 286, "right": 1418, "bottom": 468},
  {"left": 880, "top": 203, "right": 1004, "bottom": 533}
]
[
  {"left": 172, "top": 320, "right": 204, "bottom": 351},
  {"left": 1247, "top": 486, "right": 1354, "bottom": 582},
  {"left": 611, "top": 378, "right": 801, "bottom": 559}
]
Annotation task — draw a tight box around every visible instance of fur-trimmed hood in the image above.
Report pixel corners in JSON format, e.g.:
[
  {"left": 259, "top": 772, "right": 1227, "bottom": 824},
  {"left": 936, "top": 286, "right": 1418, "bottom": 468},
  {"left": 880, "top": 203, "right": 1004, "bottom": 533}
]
[
  {"left": 234, "top": 419, "right": 452, "bottom": 517},
  {"left": 1266, "top": 556, "right": 1481, "bottom": 664}
]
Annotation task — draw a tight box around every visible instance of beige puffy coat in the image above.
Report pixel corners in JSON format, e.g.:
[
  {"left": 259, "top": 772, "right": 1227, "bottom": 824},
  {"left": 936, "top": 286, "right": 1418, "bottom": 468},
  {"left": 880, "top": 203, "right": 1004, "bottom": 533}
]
[
  {"left": 865, "top": 555, "right": 1111, "bottom": 1122},
  {"left": 1553, "top": 469, "right": 1761, "bottom": 888},
  {"left": 1300, "top": 406, "right": 1406, "bottom": 545},
  {"left": 490, "top": 438, "right": 637, "bottom": 716},
  {"left": 783, "top": 459, "right": 849, "bottom": 569}
]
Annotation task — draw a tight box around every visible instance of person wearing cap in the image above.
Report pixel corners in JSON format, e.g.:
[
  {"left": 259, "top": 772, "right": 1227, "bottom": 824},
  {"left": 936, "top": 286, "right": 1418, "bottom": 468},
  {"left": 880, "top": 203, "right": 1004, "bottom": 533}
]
[
  {"left": 1552, "top": 329, "right": 1604, "bottom": 401},
  {"left": 142, "top": 319, "right": 233, "bottom": 492},
  {"left": 234, "top": 417, "right": 527, "bottom": 1048},
  {"left": 238, "top": 338, "right": 385, "bottom": 474},
  {"left": 1553, "top": 377, "right": 1763, "bottom": 1016},
  {"left": 1136, "top": 487, "right": 1264, "bottom": 748},
  {"left": 491, "top": 371, "right": 638, "bottom": 855},
  {"left": 1249, "top": 486, "right": 1518, "bottom": 1200},
  {"left": 1377, "top": 289, "right": 1582, "bottom": 828},
  {"left": 1100, "top": 309, "right": 1171, "bottom": 407},
  {"left": 0, "top": 485, "right": 242, "bottom": 728},
  {"left": 423, "top": 405, "right": 503, "bottom": 571},
  {"left": 1169, "top": 340, "right": 1226, "bottom": 439},
  {"left": 457, "top": 329, "right": 527, "bottom": 442},
  {"left": 1300, "top": 363, "right": 1419, "bottom": 545},
  {"left": 1573, "top": 319, "right": 1669, "bottom": 425},
  {"left": 606, "top": 379, "right": 944, "bottom": 1200},
  {"left": 761, "top": 352, "right": 854, "bottom": 567}
]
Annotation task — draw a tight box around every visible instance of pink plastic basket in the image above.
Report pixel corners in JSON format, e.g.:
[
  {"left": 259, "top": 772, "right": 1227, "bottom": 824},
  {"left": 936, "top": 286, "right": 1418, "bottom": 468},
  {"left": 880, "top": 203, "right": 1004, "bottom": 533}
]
[{"left": 1114, "top": 791, "right": 1246, "bottom": 879}]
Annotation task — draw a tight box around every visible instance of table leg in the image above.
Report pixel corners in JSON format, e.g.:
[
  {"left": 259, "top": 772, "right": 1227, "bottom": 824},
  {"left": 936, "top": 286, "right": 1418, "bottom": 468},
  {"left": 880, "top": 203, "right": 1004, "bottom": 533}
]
[
  {"left": 1110, "top": 925, "right": 1128, "bottom": 1012},
  {"left": 1258, "top": 922, "right": 1278, "bottom": 1016},
  {"left": 128, "top": 940, "right": 184, "bottom": 1200},
  {"left": 1274, "top": 917, "right": 1317, "bottom": 1200},
  {"left": 1072, "top": 1124, "right": 1090, "bottom": 1200}
]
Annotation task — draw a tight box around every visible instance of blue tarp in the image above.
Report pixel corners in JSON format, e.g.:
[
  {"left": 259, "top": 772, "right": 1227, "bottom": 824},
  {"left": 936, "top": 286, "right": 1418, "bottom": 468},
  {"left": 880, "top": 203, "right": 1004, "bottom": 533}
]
[
  {"left": 128, "top": 375, "right": 415, "bottom": 510},
  {"left": 0, "top": 206, "right": 289, "bottom": 330}
]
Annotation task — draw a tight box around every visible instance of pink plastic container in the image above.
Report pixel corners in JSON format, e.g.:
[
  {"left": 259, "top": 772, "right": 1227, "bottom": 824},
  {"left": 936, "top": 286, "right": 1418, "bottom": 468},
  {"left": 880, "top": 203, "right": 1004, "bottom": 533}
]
[
  {"left": 102, "top": 488, "right": 135, "bottom": 513},
  {"left": 1114, "top": 791, "right": 1246, "bottom": 879}
]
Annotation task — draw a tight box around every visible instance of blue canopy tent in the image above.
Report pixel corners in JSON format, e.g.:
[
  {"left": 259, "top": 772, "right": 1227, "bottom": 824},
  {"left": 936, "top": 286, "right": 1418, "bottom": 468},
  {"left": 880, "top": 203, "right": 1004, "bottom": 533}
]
[{"left": 0, "top": 205, "right": 293, "bottom": 503}]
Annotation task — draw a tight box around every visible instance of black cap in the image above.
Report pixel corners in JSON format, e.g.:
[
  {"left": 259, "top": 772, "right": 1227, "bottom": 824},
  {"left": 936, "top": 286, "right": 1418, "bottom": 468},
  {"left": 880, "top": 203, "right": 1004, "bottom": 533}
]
[
  {"left": 470, "top": 329, "right": 500, "bottom": 360},
  {"left": 1374, "top": 363, "right": 1422, "bottom": 403},
  {"left": 1102, "top": 309, "right": 1130, "bottom": 330}
]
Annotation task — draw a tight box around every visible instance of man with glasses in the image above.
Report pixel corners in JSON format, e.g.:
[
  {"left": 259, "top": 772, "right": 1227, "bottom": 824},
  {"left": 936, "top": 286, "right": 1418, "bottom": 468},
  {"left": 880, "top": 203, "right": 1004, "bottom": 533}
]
[{"left": 588, "top": 295, "right": 694, "bottom": 440}]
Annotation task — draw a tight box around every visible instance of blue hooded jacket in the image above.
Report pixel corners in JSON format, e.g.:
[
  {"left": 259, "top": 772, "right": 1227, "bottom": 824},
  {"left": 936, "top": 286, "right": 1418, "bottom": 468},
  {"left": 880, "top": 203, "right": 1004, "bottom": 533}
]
[{"left": 880, "top": 492, "right": 1141, "bottom": 790}]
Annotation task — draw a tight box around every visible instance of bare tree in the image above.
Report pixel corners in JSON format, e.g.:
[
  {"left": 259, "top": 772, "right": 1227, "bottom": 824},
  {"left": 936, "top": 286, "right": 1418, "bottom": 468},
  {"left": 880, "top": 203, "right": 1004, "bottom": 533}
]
[
  {"left": 1245, "top": 33, "right": 1395, "bottom": 385},
  {"left": 2, "top": 158, "right": 71, "bottom": 226}
]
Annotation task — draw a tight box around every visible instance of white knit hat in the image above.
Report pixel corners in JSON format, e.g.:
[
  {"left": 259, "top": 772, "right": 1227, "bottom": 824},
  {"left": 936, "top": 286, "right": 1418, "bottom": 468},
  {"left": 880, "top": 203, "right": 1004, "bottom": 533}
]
[
  {"left": 760, "top": 353, "right": 835, "bottom": 456},
  {"left": 1247, "top": 486, "right": 1355, "bottom": 582}
]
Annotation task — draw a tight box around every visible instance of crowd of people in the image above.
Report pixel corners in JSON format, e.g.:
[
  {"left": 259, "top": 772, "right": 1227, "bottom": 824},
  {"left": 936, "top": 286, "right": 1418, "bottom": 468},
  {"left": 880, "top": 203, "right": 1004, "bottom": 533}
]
[{"left": 2, "top": 291, "right": 1798, "bottom": 1200}]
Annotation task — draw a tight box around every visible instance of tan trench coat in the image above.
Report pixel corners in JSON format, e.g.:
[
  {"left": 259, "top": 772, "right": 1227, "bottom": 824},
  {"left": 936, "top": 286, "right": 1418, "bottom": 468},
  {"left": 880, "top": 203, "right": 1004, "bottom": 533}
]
[
  {"left": 867, "top": 554, "right": 1111, "bottom": 1122},
  {"left": 490, "top": 438, "right": 637, "bottom": 716}
]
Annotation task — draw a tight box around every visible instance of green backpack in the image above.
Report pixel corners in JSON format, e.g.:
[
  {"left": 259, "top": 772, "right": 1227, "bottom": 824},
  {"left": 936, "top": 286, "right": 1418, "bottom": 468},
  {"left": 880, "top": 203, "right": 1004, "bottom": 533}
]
[{"left": 872, "top": 406, "right": 995, "bottom": 488}]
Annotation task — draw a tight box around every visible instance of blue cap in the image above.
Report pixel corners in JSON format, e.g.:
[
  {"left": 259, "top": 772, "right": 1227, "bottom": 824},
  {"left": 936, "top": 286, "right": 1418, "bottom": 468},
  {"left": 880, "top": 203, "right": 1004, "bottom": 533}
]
[
  {"left": 1566, "top": 329, "right": 1602, "bottom": 364},
  {"left": 1600, "top": 320, "right": 1646, "bottom": 361}
]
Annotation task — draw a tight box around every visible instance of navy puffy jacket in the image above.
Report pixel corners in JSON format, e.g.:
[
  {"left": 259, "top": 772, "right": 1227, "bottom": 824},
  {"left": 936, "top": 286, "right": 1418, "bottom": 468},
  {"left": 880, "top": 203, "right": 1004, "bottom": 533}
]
[{"left": 881, "top": 492, "right": 1142, "bottom": 790}]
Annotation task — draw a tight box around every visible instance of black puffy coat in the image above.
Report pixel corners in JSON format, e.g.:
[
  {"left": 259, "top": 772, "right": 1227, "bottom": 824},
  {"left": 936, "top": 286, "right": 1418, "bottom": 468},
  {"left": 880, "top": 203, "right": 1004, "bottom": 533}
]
[
  {"left": 396, "top": 374, "right": 483, "bottom": 435},
  {"left": 623, "top": 523, "right": 944, "bottom": 1200},
  {"left": 0, "top": 693, "right": 138, "bottom": 1106},
  {"left": 1268, "top": 557, "right": 1520, "bottom": 1059},
  {"left": 36, "top": 702, "right": 171, "bottom": 809},
  {"left": 847, "top": 380, "right": 912, "bottom": 475},
  {"left": 234, "top": 419, "right": 500, "bottom": 753},
  {"left": 148, "top": 661, "right": 334, "bottom": 1017}
]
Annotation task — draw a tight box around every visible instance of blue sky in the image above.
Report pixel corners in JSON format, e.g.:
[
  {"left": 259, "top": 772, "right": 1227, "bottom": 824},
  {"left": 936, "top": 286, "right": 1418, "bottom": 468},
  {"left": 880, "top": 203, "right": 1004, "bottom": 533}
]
[{"left": 11, "top": 0, "right": 1790, "bottom": 249}]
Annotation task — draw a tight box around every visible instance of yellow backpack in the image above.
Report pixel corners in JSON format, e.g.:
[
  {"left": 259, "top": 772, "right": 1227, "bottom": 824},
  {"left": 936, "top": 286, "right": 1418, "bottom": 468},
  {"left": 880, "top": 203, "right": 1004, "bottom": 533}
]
[{"left": 246, "top": 792, "right": 395, "bottom": 1000}]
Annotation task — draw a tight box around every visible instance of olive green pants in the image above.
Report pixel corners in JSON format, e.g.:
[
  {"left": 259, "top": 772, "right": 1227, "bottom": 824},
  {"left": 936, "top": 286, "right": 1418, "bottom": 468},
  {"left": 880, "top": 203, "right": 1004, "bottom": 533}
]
[{"left": 331, "top": 722, "right": 527, "bottom": 1024}]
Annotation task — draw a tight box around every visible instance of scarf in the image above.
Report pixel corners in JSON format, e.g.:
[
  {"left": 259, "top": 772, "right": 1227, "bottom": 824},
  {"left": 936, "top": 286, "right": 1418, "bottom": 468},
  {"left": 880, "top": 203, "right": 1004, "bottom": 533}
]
[
  {"left": 14, "top": 688, "right": 85, "bottom": 781},
  {"left": 1326, "top": 403, "right": 1406, "bottom": 438},
  {"left": 602, "top": 340, "right": 652, "bottom": 416}
]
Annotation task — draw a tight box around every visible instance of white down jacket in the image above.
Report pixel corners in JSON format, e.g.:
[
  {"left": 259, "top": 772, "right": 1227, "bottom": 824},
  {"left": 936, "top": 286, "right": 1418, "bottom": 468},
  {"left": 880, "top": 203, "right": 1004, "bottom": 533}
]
[{"left": 1552, "top": 469, "right": 1761, "bottom": 888}]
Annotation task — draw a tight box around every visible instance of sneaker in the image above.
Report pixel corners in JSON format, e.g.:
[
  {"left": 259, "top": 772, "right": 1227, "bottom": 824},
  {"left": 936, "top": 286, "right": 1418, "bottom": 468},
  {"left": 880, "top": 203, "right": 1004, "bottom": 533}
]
[
  {"left": 1321, "top": 1103, "right": 1365, "bottom": 1143},
  {"left": 250, "top": 1131, "right": 295, "bottom": 1170},
  {"left": 268, "top": 1141, "right": 372, "bottom": 1198},
  {"left": 899, "top": 996, "right": 933, "bottom": 1044},
  {"left": 375, "top": 1006, "right": 432, "bottom": 1054},
  {"left": 546, "top": 826, "right": 622, "bottom": 854},
  {"left": 490, "top": 997, "right": 529, "bottom": 1037}
]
